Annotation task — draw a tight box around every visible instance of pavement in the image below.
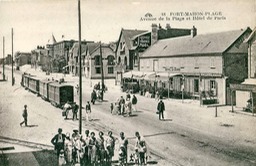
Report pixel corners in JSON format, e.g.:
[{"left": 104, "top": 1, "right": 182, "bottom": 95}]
[{"left": 0, "top": 65, "right": 256, "bottom": 166}]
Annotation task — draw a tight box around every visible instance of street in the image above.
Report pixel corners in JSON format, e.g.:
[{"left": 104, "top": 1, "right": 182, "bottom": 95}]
[{"left": 0, "top": 66, "right": 256, "bottom": 166}]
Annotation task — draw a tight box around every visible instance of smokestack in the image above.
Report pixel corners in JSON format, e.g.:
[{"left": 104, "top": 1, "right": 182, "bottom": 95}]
[{"left": 191, "top": 26, "right": 197, "bottom": 38}]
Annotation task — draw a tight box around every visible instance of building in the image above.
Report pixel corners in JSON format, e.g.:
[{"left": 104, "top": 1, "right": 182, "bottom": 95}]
[
  {"left": 5, "top": 54, "right": 12, "bottom": 65},
  {"left": 231, "top": 27, "right": 256, "bottom": 113},
  {"left": 115, "top": 24, "right": 194, "bottom": 83},
  {"left": 46, "top": 34, "right": 86, "bottom": 73},
  {"left": 84, "top": 42, "right": 116, "bottom": 79},
  {"left": 31, "top": 46, "right": 48, "bottom": 71},
  {"left": 139, "top": 28, "right": 252, "bottom": 105},
  {"left": 68, "top": 42, "right": 87, "bottom": 76},
  {"left": 14, "top": 52, "right": 31, "bottom": 70}
]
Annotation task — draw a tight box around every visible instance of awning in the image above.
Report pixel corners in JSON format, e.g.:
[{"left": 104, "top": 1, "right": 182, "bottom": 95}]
[
  {"left": 147, "top": 72, "right": 181, "bottom": 81},
  {"left": 123, "top": 71, "right": 146, "bottom": 79}
]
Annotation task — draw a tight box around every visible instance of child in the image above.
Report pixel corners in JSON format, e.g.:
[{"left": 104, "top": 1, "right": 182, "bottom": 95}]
[{"left": 58, "top": 149, "right": 66, "bottom": 166}]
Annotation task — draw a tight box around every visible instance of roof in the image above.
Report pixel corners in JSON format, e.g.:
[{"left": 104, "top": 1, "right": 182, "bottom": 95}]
[
  {"left": 82, "top": 42, "right": 100, "bottom": 56},
  {"left": 70, "top": 42, "right": 87, "bottom": 57},
  {"left": 48, "top": 34, "right": 57, "bottom": 45},
  {"left": 141, "top": 28, "right": 251, "bottom": 58},
  {"left": 245, "top": 27, "right": 256, "bottom": 43},
  {"left": 83, "top": 42, "right": 115, "bottom": 56},
  {"left": 116, "top": 29, "right": 148, "bottom": 51}
]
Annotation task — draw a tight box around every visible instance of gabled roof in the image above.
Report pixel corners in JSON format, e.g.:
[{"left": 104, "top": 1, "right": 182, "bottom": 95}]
[
  {"left": 141, "top": 28, "right": 251, "bottom": 58},
  {"left": 82, "top": 42, "right": 101, "bottom": 56},
  {"left": 70, "top": 42, "right": 87, "bottom": 57},
  {"left": 116, "top": 29, "right": 148, "bottom": 52}
]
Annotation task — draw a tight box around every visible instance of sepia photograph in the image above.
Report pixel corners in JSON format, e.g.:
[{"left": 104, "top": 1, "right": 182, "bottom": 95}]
[{"left": 0, "top": 0, "right": 255, "bottom": 165}]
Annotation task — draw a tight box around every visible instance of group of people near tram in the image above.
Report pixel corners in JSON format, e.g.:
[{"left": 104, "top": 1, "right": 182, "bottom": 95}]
[
  {"left": 51, "top": 128, "right": 148, "bottom": 166},
  {"left": 111, "top": 92, "right": 138, "bottom": 117}
]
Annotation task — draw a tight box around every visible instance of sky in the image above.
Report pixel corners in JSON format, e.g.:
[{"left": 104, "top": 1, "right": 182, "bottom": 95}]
[{"left": 0, "top": 0, "right": 255, "bottom": 55}]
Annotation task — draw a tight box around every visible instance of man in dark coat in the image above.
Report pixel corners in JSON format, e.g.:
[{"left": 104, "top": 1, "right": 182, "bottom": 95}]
[
  {"left": 91, "top": 90, "right": 97, "bottom": 105},
  {"left": 20, "top": 105, "right": 28, "bottom": 127},
  {"left": 157, "top": 99, "right": 165, "bottom": 120},
  {"left": 72, "top": 103, "right": 79, "bottom": 120},
  {"left": 51, "top": 128, "right": 66, "bottom": 157}
]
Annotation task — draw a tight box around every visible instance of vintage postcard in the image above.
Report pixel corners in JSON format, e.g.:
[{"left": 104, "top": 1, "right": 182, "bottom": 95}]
[{"left": 0, "top": 0, "right": 255, "bottom": 165}]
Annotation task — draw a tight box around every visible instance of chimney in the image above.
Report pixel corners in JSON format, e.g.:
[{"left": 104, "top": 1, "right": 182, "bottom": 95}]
[
  {"left": 191, "top": 26, "right": 197, "bottom": 38},
  {"left": 151, "top": 24, "right": 158, "bottom": 45},
  {"left": 166, "top": 23, "right": 171, "bottom": 30}
]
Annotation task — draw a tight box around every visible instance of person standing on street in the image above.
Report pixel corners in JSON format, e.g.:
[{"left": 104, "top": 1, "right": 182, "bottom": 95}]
[
  {"left": 119, "top": 132, "right": 128, "bottom": 164},
  {"left": 91, "top": 90, "right": 97, "bottom": 105},
  {"left": 126, "top": 98, "right": 132, "bottom": 116},
  {"left": 51, "top": 128, "right": 66, "bottom": 158},
  {"left": 157, "top": 99, "right": 165, "bottom": 120},
  {"left": 134, "top": 131, "right": 147, "bottom": 165},
  {"left": 119, "top": 96, "right": 125, "bottom": 115},
  {"left": 72, "top": 103, "right": 79, "bottom": 120},
  {"left": 20, "top": 105, "right": 28, "bottom": 127},
  {"left": 85, "top": 101, "right": 91, "bottom": 121},
  {"left": 132, "top": 94, "right": 138, "bottom": 112}
]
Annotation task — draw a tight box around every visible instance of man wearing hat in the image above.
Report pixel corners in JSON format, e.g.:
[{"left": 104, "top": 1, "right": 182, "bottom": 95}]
[
  {"left": 51, "top": 128, "right": 66, "bottom": 158},
  {"left": 20, "top": 105, "right": 28, "bottom": 127}
]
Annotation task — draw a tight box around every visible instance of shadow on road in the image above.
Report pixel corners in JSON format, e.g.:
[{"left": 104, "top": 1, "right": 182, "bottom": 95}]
[
  {"left": 26, "top": 124, "right": 38, "bottom": 128},
  {"left": 161, "top": 119, "right": 172, "bottom": 121}
]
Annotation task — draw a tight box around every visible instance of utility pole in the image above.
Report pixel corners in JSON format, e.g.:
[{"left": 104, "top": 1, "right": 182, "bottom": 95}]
[
  {"left": 11, "top": 28, "right": 14, "bottom": 86},
  {"left": 100, "top": 42, "right": 105, "bottom": 100},
  {"left": 78, "top": 0, "right": 82, "bottom": 134},
  {"left": 3, "top": 37, "right": 5, "bottom": 80}
]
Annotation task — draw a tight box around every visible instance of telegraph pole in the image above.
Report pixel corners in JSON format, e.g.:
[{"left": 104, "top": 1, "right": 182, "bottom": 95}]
[
  {"left": 11, "top": 28, "right": 14, "bottom": 86},
  {"left": 2, "top": 37, "right": 5, "bottom": 80},
  {"left": 100, "top": 42, "right": 105, "bottom": 100},
  {"left": 78, "top": 0, "right": 82, "bottom": 134}
]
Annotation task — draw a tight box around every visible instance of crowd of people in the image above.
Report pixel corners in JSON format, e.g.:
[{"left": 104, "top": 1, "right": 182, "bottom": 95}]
[{"left": 51, "top": 128, "right": 148, "bottom": 166}]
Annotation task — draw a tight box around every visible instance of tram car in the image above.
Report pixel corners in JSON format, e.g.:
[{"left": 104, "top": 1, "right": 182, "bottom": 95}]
[
  {"left": 21, "top": 73, "right": 31, "bottom": 88},
  {"left": 21, "top": 73, "right": 40, "bottom": 94},
  {"left": 48, "top": 82, "right": 74, "bottom": 107},
  {"left": 28, "top": 76, "right": 40, "bottom": 94},
  {"left": 39, "top": 79, "right": 53, "bottom": 101},
  {"left": 21, "top": 74, "right": 74, "bottom": 108}
]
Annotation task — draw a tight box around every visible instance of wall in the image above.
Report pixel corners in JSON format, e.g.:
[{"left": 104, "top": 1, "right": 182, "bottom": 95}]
[
  {"left": 248, "top": 37, "right": 256, "bottom": 78},
  {"left": 140, "top": 55, "right": 223, "bottom": 75},
  {"left": 116, "top": 34, "right": 129, "bottom": 70},
  {"left": 90, "top": 46, "right": 115, "bottom": 79}
]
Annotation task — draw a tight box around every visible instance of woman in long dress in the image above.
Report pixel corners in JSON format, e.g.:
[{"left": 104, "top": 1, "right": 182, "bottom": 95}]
[
  {"left": 64, "top": 132, "right": 72, "bottom": 164},
  {"left": 89, "top": 132, "right": 98, "bottom": 166}
]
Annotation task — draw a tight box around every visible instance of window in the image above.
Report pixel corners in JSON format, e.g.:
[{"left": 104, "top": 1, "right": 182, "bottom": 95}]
[
  {"left": 95, "top": 55, "right": 101, "bottom": 65},
  {"left": 134, "top": 52, "right": 138, "bottom": 66},
  {"left": 108, "top": 67, "right": 114, "bottom": 74},
  {"left": 107, "top": 55, "right": 115, "bottom": 65},
  {"left": 169, "top": 78, "right": 174, "bottom": 89},
  {"left": 210, "top": 80, "right": 217, "bottom": 96},
  {"left": 95, "top": 67, "right": 101, "bottom": 74},
  {"left": 194, "top": 79, "right": 199, "bottom": 93}
]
